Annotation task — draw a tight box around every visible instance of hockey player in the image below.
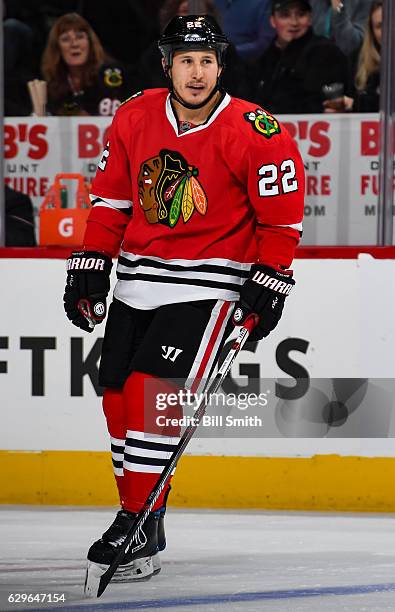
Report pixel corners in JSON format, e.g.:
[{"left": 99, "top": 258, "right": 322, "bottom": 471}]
[{"left": 63, "top": 15, "right": 304, "bottom": 588}]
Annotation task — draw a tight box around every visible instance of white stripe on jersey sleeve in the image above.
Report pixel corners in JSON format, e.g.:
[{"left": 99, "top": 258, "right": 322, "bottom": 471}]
[
  {"left": 273, "top": 221, "right": 303, "bottom": 231},
  {"left": 90, "top": 194, "right": 132, "bottom": 212}
]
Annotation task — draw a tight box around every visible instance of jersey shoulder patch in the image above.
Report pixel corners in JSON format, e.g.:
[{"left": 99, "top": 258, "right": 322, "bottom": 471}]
[{"left": 243, "top": 108, "right": 281, "bottom": 140}]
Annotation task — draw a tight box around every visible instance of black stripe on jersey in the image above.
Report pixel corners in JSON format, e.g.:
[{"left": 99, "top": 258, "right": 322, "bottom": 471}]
[
  {"left": 112, "top": 459, "right": 123, "bottom": 468},
  {"left": 118, "top": 255, "right": 250, "bottom": 278},
  {"left": 111, "top": 444, "right": 125, "bottom": 454},
  {"left": 124, "top": 453, "right": 168, "bottom": 467},
  {"left": 125, "top": 438, "right": 177, "bottom": 453},
  {"left": 120, "top": 207, "right": 132, "bottom": 217},
  {"left": 92, "top": 197, "right": 132, "bottom": 217},
  {"left": 117, "top": 272, "right": 242, "bottom": 292}
]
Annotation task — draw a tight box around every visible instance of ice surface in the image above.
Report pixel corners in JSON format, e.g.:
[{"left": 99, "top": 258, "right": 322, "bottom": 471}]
[{"left": 0, "top": 507, "right": 395, "bottom": 611}]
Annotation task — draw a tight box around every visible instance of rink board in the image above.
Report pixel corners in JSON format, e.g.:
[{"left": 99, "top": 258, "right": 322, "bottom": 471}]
[
  {"left": 2, "top": 450, "right": 395, "bottom": 512},
  {"left": 1, "top": 249, "right": 395, "bottom": 509},
  {"left": 3, "top": 113, "right": 389, "bottom": 245}
]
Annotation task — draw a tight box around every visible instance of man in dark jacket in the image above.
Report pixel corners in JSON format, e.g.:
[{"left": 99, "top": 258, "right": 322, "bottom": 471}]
[
  {"left": 252, "top": 0, "right": 348, "bottom": 113},
  {"left": 5, "top": 185, "right": 36, "bottom": 246}
]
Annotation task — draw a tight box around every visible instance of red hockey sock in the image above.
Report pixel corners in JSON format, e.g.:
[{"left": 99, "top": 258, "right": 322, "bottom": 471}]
[
  {"left": 121, "top": 371, "right": 181, "bottom": 513},
  {"left": 102, "top": 387, "right": 126, "bottom": 504}
]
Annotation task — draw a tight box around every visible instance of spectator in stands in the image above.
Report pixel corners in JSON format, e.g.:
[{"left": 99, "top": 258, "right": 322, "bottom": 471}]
[
  {"left": 214, "top": 0, "right": 274, "bottom": 62},
  {"left": 4, "top": 0, "right": 53, "bottom": 74},
  {"left": 5, "top": 185, "right": 36, "bottom": 246},
  {"left": 135, "top": 0, "right": 254, "bottom": 100},
  {"left": 323, "top": 0, "right": 381, "bottom": 112},
  {"left": 3, "top": 0, "right": 35, "bottom": 115},
  {"left": 29, "top": 13, "right": 132, "bottom": 116},
  {"left": 310, "top": 0, "right": 372, "bottom": 56},
  {"left": 251, "top": 0, "right": 348, "bottom": 114}
]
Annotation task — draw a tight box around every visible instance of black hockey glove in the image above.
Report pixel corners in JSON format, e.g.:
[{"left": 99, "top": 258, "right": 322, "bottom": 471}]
[
  {"left": 232, "top": 264, "right": 295, "bottom": 341},
  {"left": 63, "top": 251, "right": 112, "bottom": 333}
]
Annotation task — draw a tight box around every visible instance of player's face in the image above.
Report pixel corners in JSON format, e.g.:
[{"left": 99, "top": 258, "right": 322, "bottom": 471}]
[
  {"left": 58, "top": 29, "right": 90, "bottom": 67},
  {"left": 371, "top": 6, "right": 382, "bottom": 46},
  {"left": 169, "top": 50, "right": 221, "bottom": 106},
  {"left": 270, "top": 4, "right": 312, "bottom": 47}
]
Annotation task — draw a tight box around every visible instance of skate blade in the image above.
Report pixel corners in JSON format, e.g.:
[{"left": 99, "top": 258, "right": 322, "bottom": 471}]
[
  {"left": 84, "top": 560, "right": 107, "bottom": 597},
  {"left": 113, "top": 556, "right": 154, "bottom": 583},
  {"left": 152, "top": 553, "right": 161, "bottom": 575}
]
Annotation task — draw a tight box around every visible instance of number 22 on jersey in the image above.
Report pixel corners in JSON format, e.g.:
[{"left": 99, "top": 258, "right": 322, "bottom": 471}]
[{"left": 258, "top": 159, "right": 298, "bottom": 197}]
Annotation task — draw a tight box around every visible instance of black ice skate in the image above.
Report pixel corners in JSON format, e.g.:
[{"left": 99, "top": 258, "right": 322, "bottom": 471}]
[
  {"left": 111, "top": 485, "right": 171, "bottom": 583},
  {"left": 84, "top": 509, "right": 159, "bottom": 596},
  {"left": 112, "top": 504, "right": 167, "bottom": 582}
]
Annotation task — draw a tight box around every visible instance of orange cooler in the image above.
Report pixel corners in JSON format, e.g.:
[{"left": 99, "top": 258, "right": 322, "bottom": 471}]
[{"left": 39, "top": 173, "right": 91, "bottom": 246}]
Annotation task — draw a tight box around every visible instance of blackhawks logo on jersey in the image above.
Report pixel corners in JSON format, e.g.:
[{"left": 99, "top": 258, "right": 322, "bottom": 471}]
[
  {"left": 103, "top": 67, "right": 123, "bottom": 88},
  {"left": 244, "top": 109, "right": 281, "bottom": 139},
  {"left": 137, "top": 149, "right": 208, "bottom": 227}
]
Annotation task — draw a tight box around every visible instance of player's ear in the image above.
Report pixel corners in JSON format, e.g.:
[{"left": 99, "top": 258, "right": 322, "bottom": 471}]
[{"left": 161, "top": 58, "right": 168, "bottom": 75}]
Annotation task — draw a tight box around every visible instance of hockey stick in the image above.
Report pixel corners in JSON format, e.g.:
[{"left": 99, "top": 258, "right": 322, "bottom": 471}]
[{"left": 88, "top": 313, "right": 258, "bottom": 598}]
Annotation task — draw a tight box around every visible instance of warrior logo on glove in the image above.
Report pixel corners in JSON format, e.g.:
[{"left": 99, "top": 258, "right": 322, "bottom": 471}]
[
  {"left": 67, "top": 255, "right": 107, "bottom": 271},
  {"left": 232, "top": 264, "right": 295, "bottom": 341},
  {"left": 63, "top": 251, "right": 112, "bottom": 333},
  {"left": 250, "top": 268, "right": 294, "bottom": 294}
]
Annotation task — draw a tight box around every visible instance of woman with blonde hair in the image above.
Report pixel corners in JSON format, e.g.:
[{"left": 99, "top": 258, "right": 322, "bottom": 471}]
[
  {"left": 324, "top": 0, "right": 382, "bottom": 113},
  {"left": 353, "top": 0, "right": 382, "bottom": 109},
  {"left": 29, "top": 13, "right": 131, "bottom": 116}
]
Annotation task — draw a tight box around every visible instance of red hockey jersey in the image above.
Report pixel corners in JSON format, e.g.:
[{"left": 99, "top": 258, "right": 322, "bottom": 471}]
[{"left": 84, "top": 89, "right": 304, "bottom": 309}]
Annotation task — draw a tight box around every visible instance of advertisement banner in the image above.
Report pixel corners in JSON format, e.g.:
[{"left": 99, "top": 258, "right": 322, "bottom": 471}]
[
  {"left": 4, "top": 114, "right": 391, "bottom": 245},
  {"left": 1, "top": 257, "right": 395, "bottom": 456}
]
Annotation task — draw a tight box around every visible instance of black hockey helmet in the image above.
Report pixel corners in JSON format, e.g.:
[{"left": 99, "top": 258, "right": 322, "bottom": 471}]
[{"left": 158, "top": 15, "right": 229, "bottom": 67}]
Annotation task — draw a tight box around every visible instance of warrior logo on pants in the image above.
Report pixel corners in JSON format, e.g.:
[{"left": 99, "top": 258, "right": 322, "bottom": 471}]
[{"left": 137, "top": 149, "right": 208, "bottom": 227}]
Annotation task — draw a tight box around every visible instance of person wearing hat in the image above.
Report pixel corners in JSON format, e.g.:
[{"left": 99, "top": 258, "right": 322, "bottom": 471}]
[
  {"left": 252, "top": 0, "right": 348, "bottom": 113},
  {"left": 64, "top": 14, "right": 305, "bottom": 592}
]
